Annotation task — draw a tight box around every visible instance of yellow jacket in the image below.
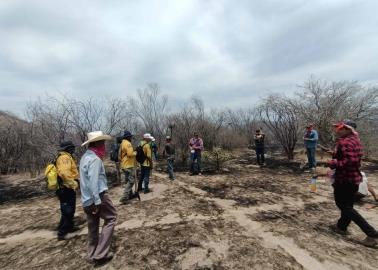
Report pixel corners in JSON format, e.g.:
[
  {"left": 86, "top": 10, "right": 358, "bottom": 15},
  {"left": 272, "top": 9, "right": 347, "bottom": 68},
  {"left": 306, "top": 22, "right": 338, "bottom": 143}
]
[
  {"left": 56, "top": 151, "right": 79, "bottom": 190},
  {"left": 119, "top": 139, "right": 136, "bottom": 169},
  {"left": 141, "top": 140, "right": 153, "bottom": 167}
]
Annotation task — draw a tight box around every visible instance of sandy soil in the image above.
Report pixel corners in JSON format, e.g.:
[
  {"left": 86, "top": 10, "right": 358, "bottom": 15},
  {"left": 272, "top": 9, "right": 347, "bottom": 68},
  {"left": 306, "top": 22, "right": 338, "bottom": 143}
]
[{"left": 0, "top": 151, "right": 377, "bottom": 269}]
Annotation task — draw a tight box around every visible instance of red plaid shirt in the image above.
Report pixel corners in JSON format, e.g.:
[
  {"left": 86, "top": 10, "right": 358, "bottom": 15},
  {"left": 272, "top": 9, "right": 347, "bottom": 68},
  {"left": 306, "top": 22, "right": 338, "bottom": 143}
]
[{"left": 328, "top": 133, "right": 362, "bottom": 185}]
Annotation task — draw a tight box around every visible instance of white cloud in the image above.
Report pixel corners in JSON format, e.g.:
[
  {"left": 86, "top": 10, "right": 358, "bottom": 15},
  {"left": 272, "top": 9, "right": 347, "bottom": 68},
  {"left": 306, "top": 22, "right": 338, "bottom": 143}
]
[{"left": 0, "top": 0, "right": 377, "bottom": 116}]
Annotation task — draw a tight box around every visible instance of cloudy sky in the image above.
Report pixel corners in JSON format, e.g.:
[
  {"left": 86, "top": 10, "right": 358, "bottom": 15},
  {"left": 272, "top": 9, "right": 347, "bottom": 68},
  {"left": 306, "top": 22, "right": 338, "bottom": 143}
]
[{"left": 1, "top": 0, "right": 378, "bottom": 116}]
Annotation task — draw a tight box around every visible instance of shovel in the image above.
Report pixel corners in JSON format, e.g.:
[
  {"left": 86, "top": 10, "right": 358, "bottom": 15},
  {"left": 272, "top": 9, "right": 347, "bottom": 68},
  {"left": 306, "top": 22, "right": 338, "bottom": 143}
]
[{"left": 134, "top": 165, "right": 141, "bottom": 201}]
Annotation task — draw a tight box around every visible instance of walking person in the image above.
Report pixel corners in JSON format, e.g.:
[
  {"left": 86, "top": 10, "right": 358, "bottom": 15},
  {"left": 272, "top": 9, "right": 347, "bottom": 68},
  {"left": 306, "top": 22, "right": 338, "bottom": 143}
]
[
  {"left": 254, "top": 129, "right": 265, "bottom": 166},
  {"left": 79, "top": 131, "right": 117, "bottom": 264},
  {"left": 163, "top": 136, "right": 175, "bottom": 180},
  {"left": 55, "top": 140, "right": 80, "bottom": 240},
  {"left": 328, "top": 120, "right": 378, "bottom": 247},
  {"left": 189, "top": 132, "right": 204, "bottom": 175},
  {"left": 119, "top": 130, "right": 137, "bottom": 204},
  {"left": 303, "top": 124, "right": 318, "bottom": 171},
  {"left": 138, "top": 133, "right": 153, "bottom": 193}
]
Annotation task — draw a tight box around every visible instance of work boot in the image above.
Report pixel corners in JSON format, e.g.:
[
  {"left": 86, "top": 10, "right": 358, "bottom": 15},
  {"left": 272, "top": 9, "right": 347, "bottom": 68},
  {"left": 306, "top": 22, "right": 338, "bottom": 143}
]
[
  {"left": 68, "top": 226, "right": 81, "bottom": 233},
  {"left": 119, "top": 196, "right": 131, "bottom": 204},
  {"left": 330, "top": 224, "right": 349, "bottom": 236},
  {"left": 57, "top": 234, "right": 67, "bottom": 241},
  {"left": 144, "top": 188, "right": 151, "bottom": 194},
  {"left": 94, "top": 251, "right": 114, "bottom": 266},
  {"left": 360, "top": 236, "right": 377, "bottom": 248}
]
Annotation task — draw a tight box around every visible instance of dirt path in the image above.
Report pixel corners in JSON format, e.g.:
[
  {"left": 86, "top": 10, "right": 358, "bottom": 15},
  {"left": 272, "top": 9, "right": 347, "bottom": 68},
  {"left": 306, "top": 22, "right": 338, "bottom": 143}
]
[{"left": 0, "top": 164, "right": 377, "bottom": 269}]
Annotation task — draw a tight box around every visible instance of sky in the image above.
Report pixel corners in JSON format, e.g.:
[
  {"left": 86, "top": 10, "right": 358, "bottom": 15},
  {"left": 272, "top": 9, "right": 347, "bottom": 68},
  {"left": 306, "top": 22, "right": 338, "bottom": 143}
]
[{"left": 1, "top": 0, "right": 378, "bottom": 116}]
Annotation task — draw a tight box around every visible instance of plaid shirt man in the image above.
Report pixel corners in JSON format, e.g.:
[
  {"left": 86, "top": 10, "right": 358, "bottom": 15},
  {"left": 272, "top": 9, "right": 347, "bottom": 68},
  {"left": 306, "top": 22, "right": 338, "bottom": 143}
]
[{"left": 328, "top": 132, "right": 362, "bottom": 185}]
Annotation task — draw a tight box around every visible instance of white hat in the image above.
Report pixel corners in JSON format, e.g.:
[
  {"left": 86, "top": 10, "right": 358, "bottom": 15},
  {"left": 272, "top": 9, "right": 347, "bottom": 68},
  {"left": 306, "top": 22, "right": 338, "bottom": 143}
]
[
  {"left": 143, "top": 133, "right": 153, "bottom": 139},
  {"left": 81, "top": 131, "right": 112, "bottom": 147}
]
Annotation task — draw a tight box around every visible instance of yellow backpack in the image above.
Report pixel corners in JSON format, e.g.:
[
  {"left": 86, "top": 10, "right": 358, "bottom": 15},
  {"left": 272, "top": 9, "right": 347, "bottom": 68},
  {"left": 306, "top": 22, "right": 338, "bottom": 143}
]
[{"left": 44, "top": 154, "right": 63, "bottom": 190}]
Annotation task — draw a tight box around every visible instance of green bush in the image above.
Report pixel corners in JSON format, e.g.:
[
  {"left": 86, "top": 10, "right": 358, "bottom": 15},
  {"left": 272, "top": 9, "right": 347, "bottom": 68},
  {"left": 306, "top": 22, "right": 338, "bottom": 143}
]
[{"left": 202, "top": 147, "right": 233, "bottom": 171}]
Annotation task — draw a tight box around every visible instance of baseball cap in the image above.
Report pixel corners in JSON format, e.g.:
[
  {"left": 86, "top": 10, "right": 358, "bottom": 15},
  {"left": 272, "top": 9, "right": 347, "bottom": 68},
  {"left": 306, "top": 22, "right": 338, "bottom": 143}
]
[{"left": 333, "top": 119, "right": 357, "bottom": 130}]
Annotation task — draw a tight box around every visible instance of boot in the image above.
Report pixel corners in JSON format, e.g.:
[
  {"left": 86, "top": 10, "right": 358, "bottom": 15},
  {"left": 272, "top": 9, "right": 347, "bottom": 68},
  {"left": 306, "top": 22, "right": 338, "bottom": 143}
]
[{"left": 360, "top": 236, "right": 377, "bottom": 248}]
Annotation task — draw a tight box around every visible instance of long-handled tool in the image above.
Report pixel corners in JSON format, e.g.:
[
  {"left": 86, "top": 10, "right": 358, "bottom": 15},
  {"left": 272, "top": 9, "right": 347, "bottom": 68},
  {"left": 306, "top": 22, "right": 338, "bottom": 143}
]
[{"left": 134, "top": 164, "right": 141, "bottom": 201}]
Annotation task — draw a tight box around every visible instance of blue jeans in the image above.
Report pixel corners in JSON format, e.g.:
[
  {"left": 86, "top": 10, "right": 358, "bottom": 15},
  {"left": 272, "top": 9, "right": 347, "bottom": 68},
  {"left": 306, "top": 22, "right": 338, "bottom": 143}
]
[
  {"left": 190, "top": 151, "right": 201, "bottom": 174},
  {"left": 306, "top": 147, "right": 316, "bottom": 168},
  {"left": 255, "top": 147, "right": 265, "bottom": 165},
  {"left": 56, "top": 187, "right": 76, "bottom": 237},
  {"left": 139, "top": 166, "right": 151, "bottom": 190},
  {"left": 167, "top": 159, "right": 175, "bottom": 179}
]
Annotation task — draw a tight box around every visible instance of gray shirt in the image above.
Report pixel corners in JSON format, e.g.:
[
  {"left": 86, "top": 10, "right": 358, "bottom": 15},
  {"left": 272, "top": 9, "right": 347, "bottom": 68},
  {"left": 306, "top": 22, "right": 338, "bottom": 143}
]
[{"left": 79, "top": 150, "right": 109, "bottom": 207}]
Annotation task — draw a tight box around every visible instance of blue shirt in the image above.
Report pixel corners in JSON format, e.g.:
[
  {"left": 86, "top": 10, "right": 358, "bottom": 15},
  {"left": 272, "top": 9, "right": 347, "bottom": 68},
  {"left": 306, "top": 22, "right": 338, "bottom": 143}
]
[
  {"left": 304, "top": 130, "right": 318, "bottom": 149},
  {"left": 79, "top": 150, "right": 109, "bottom": 207}
]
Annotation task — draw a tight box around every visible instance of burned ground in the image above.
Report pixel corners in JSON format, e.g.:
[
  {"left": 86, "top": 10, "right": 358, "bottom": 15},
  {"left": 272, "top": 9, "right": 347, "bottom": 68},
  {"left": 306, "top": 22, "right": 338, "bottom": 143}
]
[{"left": 0, "top": 150, "right": 377, "bottom": 269}]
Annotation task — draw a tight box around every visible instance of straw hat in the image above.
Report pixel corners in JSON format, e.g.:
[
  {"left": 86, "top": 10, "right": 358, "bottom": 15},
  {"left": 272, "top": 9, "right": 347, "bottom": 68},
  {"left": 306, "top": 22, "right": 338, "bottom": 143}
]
[
  {"left": 143, "top": 133, "right": 153, "bottom": 140},
  {"left": 81, "top": 131, "right": 112, "bottom": 147}
]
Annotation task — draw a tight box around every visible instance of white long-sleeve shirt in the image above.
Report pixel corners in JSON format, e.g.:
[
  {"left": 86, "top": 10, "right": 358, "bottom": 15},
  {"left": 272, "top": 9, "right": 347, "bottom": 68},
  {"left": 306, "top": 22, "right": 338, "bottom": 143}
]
[{"left": 79, "top": 150, "right": 108, "bottom": 207}]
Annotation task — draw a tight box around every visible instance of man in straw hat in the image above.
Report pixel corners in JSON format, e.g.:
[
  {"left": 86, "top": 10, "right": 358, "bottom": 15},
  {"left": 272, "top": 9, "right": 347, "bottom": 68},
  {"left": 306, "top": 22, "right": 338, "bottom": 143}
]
[
  {"left": 79, "top": 131, "right": 117, "bottom": 264},
  {"left": 328, "top": 120, "right": 378, "bottom": 247}
]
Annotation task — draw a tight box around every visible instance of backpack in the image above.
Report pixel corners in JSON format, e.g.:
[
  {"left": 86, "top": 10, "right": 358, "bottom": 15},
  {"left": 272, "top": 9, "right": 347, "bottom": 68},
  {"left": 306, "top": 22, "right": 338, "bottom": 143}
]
[
  {"left": 44, "top": 154, "right": 63, "bottom": 190},
  {"left": 136, "top": 143, "right": 148, "bottom": 164},
  {"left": 110, "top": 142, "right": 120, "bottom": 162}
]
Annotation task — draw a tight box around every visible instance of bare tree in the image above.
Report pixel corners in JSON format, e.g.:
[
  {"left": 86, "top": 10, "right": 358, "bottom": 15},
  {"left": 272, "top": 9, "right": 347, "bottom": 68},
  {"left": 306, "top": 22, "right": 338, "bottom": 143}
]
[
  {"left": 297, "top": 78, "right": 378, "bottom": 146},
  {"left": 258, "top": 95, "right": 299, "bottom": 160},
  {"left": 129, "top": 83, "right": 168, "bottom": 146},
  {"left": 226, "top": 108, "right": 258, "bottom": 146}
]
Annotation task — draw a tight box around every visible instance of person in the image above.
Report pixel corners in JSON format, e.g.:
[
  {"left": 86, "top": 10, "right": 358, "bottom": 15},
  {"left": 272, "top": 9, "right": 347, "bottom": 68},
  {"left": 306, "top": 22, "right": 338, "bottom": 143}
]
[
  {"left": 355, "top": 172, "right": 378, "bottom": 202},
  {"left": 151, "top": 137, "right": 158, "bottom": 161},
  {"left": 328, "top": 120, "right": 378, "bottom": 247},
  {"left": 303, "top": 124, "right": 318, "bottom": 171},
  {"left": 79, "top": 131, "right": 117, "bottom": 264},
  {"left": 109, "top": 135, "right": 123, "bottom": 186},
  {"left": 163, "top": 136, "right": 175, "bottom": 180},
  {"left": 138, "top": 133, "right": 153, "bottom": 193},
  {"left": 254, "top": 129, "right": 265, "bottom": 166},
  {"left": 119, "top": 130, "right": 137, "bottom": 204},
  {"left": 55, "top": 140, "right": 80, "bottom": 240},
  {"left": 189, "top": 132, "right": 204, "bottom": 175}
]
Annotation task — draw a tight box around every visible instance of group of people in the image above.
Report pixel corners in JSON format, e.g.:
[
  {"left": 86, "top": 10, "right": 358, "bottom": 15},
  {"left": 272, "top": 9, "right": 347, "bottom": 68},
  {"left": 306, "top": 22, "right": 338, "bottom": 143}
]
[
  {"left": 54, "top": 131, "right": 117, "bottom": 264},
  {"left": 52, "top": 120, "right": 378, "bottom": 266},
  {"left": 251, "top": 121, "right": 378, "bottom": 247},
  {"left": 117, "top": 131, "right": 179, "bottom": 204},
  {"left": 53, "top": 130, "right": 206, "bottom": 264}
]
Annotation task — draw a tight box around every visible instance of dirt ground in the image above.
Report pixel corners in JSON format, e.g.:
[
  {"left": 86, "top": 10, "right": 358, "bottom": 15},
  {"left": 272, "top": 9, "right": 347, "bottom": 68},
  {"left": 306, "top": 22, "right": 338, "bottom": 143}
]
[{"left": 0, "top": 150, "right": 377, "bottom": 270}]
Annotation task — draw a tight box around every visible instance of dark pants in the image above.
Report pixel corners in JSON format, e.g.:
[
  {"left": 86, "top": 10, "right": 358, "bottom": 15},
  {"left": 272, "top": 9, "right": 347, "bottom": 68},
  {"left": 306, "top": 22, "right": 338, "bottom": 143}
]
[
  {"left": 333, "top": 182, "right": 378, "bottom": 237},
  {"left": 306, "top": 147, "right": 316, "bottom": 168},
  {"left": 256, "top": 147, "right": 265, "bottom": 165},
  {"left": 56, "top": 187, "right": 76, "bottom": 237},
  {"left": 139, "top": 166, "right": 151, "bottom": 191},
  {"left": 167, "top": 159, "right": 175, "bottom": 179},
  {"left": 190, "top": 151, "right": 201, "bottom": 174}
]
